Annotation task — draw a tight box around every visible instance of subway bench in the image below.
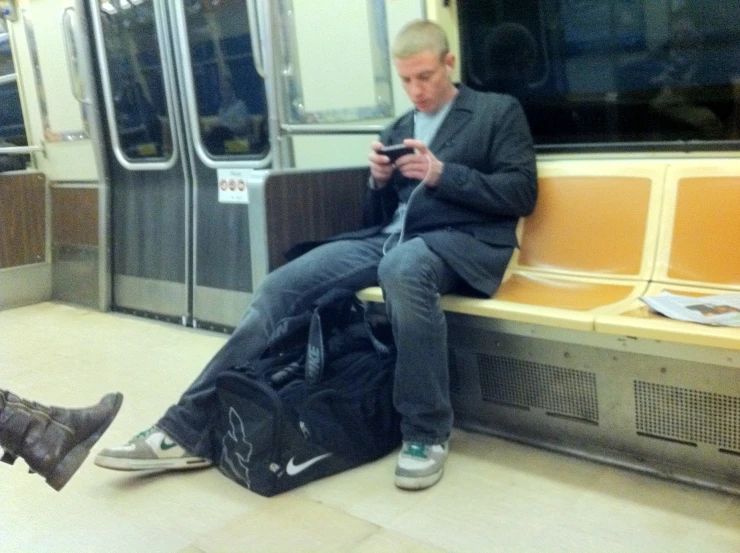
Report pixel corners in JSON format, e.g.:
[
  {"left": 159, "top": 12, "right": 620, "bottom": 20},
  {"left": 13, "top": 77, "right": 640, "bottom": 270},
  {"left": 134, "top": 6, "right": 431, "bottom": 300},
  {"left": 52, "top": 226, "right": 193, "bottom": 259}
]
[{"left": 259, "top": 160, "right": 740, "bottom": 495}]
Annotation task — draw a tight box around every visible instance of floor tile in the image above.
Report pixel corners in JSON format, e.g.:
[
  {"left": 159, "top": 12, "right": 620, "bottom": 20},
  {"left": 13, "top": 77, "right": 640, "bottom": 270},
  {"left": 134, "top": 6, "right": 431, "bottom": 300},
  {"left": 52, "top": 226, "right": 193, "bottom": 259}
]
[
  {"left": 193, "top": 495, "right": 378, "bottom": 553},
  {"left": 2, "top": 302, "right": 739, "bottom": 553}
]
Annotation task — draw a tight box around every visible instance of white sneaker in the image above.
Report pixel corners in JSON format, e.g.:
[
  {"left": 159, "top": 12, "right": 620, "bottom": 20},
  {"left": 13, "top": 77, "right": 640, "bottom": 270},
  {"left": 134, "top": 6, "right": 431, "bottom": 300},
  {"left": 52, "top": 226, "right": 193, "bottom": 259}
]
[
  {"left": 94, "top": 426, "right": 212, "bottom": 471},
  {"left": 394, "top": 441, "right": 449, "bottom": 490}
]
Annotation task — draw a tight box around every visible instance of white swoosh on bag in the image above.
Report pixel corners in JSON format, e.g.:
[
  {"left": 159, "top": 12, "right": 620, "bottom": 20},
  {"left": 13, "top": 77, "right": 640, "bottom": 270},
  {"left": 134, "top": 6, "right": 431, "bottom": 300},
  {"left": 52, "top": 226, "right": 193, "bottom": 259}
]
[{"left": 286, "top": 453, "right": 332, "bottom": 476}]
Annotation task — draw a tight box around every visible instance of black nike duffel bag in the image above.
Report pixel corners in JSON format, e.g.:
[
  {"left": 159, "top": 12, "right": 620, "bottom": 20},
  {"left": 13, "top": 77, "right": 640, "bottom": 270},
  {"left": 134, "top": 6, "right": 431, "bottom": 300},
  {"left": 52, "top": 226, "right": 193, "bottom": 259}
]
[{"left": 214, "top": 289, "right": 402, "bottom": 497}]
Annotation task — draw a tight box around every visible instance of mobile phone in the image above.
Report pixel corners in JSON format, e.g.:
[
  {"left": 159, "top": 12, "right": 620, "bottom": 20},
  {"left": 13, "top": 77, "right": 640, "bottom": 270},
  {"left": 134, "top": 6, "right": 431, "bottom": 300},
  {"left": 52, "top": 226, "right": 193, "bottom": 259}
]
[{"left": 380, "top": 144, "right": 414, "bottom": 163}]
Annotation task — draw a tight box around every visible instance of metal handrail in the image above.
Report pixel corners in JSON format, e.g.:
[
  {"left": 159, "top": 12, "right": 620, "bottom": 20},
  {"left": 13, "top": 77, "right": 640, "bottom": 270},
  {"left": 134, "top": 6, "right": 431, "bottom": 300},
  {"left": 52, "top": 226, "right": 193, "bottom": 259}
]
[
  {"left": 60, "top": 6, "right": 86, "bottom": 104},
  {"left": 0, "top": 73, "right": 17, "bottom": 85},
  {"left": 0, "top": 145, "right": 44, "bottom": 155},
  {"left": 246, "top": 0, "right": 265, "bottom": 78},
  {"left": 280, "top": 124, "right": 384, "bottom": 135}
]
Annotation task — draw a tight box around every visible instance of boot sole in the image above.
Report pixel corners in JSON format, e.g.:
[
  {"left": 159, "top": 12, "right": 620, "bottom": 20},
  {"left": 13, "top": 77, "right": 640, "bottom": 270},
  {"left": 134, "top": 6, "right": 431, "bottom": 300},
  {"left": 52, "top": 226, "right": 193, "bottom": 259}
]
[{"left": 46, "top": 392, "right": 124, "bottom": 491}]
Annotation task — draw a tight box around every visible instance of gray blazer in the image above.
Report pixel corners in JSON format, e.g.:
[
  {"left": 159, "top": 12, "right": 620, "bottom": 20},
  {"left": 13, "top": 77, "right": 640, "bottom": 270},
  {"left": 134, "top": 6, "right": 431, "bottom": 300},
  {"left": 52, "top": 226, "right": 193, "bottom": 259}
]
[
  {"left": 288, "top": 85, "right": 537, "bottom": 296},
  {"left": 357, "top": 85, "right": 537, "bottom": 296}
]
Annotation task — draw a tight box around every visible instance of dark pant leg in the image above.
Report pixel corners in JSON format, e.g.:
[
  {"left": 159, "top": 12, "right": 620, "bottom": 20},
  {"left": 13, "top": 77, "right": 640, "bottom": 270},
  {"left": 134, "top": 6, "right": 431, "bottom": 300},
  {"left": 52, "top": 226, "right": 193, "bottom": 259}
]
[
  {"left": 377, "top": 237, "right": 462, "bottom": 444},
  {"left": 158, "top": 236, "right": 386, "bottom": 456}
]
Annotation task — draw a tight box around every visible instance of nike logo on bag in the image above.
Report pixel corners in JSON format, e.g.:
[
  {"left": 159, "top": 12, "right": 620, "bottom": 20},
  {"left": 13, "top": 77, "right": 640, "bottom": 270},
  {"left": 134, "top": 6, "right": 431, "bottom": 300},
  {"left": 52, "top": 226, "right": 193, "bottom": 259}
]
[{"left": 286, "top": 453, "right": 332, "bottom": 476}]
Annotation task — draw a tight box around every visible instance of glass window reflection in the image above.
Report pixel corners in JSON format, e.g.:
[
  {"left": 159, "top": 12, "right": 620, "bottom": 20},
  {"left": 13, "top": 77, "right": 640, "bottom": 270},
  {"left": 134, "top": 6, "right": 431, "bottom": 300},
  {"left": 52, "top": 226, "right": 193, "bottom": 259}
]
[
  {"left": 99, "top": 0, "right": 173, "bottom": 160},
  {"left": 184, "top": 0, "right": 268, "bottom": 158},
  {"left": 0, "top": 20, "right": 28, "bottom": 153},
  {"left": 0, "top": 82, "right": 24, "bottom": 143},
  {"left": 459, "top": 0, "right": 740, "bottom": 149},
  {"left": 1, "top": 21, "right": 15, "bottom": 76}
]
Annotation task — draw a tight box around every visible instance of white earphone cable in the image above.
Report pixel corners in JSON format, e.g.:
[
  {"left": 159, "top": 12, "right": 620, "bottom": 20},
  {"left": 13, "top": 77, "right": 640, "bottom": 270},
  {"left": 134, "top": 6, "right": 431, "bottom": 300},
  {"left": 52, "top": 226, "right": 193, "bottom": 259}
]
[{"left": 382, "top": 152, "right": 434, "bottom": 255}]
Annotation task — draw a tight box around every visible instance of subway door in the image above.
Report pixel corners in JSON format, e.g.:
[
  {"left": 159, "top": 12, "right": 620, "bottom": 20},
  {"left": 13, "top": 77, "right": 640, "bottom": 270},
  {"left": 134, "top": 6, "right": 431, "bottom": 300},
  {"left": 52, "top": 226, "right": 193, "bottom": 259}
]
[
  {"left": 89, "top": 0, "right": 191, "bottom": 323},
  {"left": 167, "top": 0, "right": 271, "bottom": 329}
]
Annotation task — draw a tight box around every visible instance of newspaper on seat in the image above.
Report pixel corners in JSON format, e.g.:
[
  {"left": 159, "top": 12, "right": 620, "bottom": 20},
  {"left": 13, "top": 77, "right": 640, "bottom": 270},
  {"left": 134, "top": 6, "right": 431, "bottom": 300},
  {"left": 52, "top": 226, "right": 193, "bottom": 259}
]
[{"left": 640, "top": 292, "right": 740, "bottom": 327}]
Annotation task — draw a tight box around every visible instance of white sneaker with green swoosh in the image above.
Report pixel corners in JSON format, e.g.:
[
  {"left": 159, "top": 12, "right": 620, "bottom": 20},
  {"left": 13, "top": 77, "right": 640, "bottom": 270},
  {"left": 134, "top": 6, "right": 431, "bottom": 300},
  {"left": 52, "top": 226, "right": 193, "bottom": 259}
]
[
  {"left": 394, "top": 440, "right": 449, "bottom": 490},
  {"left": 94, "top": 426, "right": 212, "bottom": 471}
]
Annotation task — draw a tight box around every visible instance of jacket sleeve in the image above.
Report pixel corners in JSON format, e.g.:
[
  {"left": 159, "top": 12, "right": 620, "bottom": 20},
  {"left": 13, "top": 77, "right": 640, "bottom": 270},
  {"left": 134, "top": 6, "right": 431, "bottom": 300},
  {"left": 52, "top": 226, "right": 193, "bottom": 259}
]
[
  {"left": 361, "top": 126, "right": 401, "bottom": 227},
  {"left": 432, "top": 98, "right": 538, "bottom": 218},
  {"left": 362, "top": 183, "right": 398, "bottom": 227}
]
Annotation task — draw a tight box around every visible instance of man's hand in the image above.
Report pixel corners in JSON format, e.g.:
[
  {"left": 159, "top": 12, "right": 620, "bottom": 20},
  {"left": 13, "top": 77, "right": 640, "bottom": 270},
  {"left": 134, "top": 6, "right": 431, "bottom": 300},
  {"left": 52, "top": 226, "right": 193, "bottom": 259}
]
[
  {"left": 368, "top": 141, "right": 395, "bottom": 189},
  {"left": 395, "top": 139, "right": 443, "bottom": 188}
]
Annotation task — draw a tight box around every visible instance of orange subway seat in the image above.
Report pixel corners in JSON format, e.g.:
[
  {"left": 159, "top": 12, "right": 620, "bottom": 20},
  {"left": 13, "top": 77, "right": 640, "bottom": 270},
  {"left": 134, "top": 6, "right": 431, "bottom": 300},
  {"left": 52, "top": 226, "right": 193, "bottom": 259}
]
[
  {"left": 494, "top": 273, "right": 637, "bottom": 311},
  {"left": 519, "top": 176, "right": 652, "bottom": 276},
  {"left": 668, "top": 176, "right": 740, "bottom": 286}
]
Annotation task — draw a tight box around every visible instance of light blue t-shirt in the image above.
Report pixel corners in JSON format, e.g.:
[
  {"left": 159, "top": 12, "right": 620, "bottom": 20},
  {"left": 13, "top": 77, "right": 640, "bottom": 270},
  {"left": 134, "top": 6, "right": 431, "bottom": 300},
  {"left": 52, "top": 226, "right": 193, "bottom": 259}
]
[{"left": 382, "top": 99, "right": 455, "bottom": 235}]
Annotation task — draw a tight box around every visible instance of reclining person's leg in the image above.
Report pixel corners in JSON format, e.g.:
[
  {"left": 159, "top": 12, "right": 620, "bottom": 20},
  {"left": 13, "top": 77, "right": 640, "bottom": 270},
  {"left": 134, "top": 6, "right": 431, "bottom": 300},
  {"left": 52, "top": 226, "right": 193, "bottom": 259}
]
[{"left": 0, "top": 389, "right": 122, "bottom": 490}]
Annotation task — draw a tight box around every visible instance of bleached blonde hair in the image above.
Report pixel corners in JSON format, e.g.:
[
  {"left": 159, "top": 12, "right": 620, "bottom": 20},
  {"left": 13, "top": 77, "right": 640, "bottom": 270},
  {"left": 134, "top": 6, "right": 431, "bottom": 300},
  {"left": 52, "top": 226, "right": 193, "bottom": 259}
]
[{"left": 392, "top": 20, "right": 449, "bottom": 60}]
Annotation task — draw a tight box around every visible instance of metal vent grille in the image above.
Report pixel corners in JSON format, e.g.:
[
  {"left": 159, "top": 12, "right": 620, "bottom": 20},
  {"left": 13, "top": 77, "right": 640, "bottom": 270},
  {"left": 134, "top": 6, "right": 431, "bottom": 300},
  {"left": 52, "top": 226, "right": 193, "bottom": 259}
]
[
  {"left": 634, "top": 381, "right": 740, "bottom": 452},
  {"left": 477, "top": 354, "right": 599, "bottom": 423}
]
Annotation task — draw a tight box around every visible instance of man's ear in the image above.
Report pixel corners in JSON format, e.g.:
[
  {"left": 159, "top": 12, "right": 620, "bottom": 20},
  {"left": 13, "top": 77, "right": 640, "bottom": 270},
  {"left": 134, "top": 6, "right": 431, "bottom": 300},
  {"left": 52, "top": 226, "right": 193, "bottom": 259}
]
[{"left": 444, "top": 52, "right": 456, "bottom": 76}]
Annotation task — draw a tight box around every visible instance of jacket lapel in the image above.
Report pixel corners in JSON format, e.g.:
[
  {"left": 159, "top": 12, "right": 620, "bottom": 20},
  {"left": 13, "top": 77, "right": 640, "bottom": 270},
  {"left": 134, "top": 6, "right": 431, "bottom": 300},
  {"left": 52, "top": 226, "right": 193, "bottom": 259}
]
[
  {"left": 390, "top": 85, "right": 474, "bottom": 153},
  {"left": 429, "top": 85, "right": 474, "bottom": 155},
  {"left": 391, "top": 113, "right": 414, "bottom": 144}
]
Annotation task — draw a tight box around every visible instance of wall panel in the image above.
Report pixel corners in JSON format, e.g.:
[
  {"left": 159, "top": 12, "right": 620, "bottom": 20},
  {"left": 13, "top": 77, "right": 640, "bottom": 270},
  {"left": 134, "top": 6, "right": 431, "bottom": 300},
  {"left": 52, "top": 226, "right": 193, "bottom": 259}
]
[{"left": 0, "top": 172, "right": 45, "bottom": 268}]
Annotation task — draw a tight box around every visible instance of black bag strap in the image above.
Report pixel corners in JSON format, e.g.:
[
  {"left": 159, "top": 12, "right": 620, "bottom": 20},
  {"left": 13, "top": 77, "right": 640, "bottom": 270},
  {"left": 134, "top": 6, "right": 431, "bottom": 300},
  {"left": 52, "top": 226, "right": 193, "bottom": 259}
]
[
  {"left": 306, "top": 304, "right": 325, "bottom": 384},
  {"left": 264, "top": 288, "right": 356, "bottom": 353},
  {"left": 363, "top": 311, "right": 392, "bottom": 357},
  {"left": 305, "top": 292, "right": 393, "bottom": 385},
  {"left": 259, "top": 288, "right": 394, "bottom": 387}
]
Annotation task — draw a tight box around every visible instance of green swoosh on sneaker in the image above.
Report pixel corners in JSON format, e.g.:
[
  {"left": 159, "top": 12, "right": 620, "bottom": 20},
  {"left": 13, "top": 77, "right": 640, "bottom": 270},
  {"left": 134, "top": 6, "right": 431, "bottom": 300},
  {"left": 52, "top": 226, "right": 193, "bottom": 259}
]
[{"left": 160, "top": 437, "right": 178, "bottom": 450}]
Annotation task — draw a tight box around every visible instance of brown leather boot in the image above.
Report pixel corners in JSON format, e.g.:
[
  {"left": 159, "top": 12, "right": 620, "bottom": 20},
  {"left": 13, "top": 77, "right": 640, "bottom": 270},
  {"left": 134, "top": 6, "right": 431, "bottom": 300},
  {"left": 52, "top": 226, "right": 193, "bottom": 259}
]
[{"left": 0, "top": 390, "right": 123, "bottom": 491}]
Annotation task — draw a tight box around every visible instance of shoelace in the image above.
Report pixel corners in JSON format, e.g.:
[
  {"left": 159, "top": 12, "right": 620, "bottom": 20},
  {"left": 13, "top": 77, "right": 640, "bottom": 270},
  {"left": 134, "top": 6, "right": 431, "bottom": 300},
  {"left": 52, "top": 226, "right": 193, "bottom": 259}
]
[
  {"left": 134, "top": 426, "right": 158, "bottom": 440},
  {"left": 403, "top": 443, "right": 429, "bottom": 458}
]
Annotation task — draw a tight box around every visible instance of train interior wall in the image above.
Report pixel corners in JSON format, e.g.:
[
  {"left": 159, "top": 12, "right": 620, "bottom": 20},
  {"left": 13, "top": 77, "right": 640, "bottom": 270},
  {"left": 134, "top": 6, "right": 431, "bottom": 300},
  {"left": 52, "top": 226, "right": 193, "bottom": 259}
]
[{"left": 2, "top": 1, "right": 740, "bottom": 549}]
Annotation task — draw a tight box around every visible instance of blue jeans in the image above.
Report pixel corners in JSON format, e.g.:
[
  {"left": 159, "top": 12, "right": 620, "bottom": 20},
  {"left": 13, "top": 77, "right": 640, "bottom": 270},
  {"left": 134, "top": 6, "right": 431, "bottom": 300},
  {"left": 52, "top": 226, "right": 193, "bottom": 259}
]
[{"left": 158, "top": 234, "right": 461, "bottom": 457}]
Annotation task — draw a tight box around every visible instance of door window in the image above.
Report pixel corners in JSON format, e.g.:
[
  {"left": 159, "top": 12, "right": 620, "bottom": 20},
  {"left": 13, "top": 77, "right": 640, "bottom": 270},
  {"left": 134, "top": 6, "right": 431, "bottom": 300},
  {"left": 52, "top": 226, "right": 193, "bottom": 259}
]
[
  {"left": 183, "top": 0, "right": 268, "bottom": 158},
  {"left": 275, "top": 0, "right": 394, "bottom": 124},
  {"left": 0, "top": 20, "right": 27, "bottom": 150},
  {"left": 99, "top": 0, "right": 174, "bottom": 161}
]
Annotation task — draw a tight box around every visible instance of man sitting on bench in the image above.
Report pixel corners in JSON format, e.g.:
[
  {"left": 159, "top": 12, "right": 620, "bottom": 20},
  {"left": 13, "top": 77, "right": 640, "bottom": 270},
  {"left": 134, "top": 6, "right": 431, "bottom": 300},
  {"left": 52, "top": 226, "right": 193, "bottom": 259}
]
[{"left": 95, "top": 19, "right": 537, "bottom": 491}]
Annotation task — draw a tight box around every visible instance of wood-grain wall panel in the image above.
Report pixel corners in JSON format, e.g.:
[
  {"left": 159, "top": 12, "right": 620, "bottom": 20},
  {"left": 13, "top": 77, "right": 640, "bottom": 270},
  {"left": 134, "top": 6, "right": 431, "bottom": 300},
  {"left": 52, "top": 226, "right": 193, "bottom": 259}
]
[
  {"left": 0, "top": 172, "right": 46, "bottom": 268},
  {"left": 51, "top": 187, "right": 98, "bottom": 246},
  {"left": 264, "top": 167, "right": 368, "bottom": 271}
]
